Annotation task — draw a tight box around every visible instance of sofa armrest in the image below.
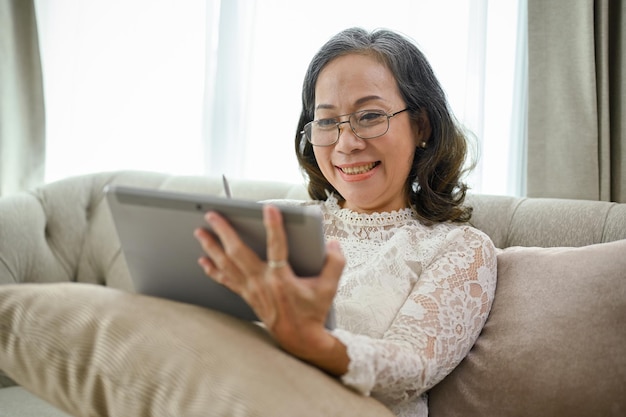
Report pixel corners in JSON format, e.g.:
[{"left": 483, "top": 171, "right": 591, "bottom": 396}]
[
  {"left": 0, "top": 191, "right": 75, "bottom": 286},
  {"left": 0, "top": 171, "right": 171, "bottom": 289}
]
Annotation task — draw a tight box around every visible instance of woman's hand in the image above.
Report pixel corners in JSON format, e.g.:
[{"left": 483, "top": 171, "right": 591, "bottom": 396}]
[{"left": 193, "top": 204, "right": 349, "bottom": 375}]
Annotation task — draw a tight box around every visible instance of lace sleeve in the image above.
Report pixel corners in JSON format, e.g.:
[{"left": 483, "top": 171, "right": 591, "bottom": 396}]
[{"left": 332, "top": 226, "right": 497, "bottom": 406}]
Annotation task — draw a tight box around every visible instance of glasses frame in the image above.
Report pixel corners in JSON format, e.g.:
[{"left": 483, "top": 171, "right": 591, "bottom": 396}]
[{"left": 301, "top": 108, "right": 410, "bottom": 147}]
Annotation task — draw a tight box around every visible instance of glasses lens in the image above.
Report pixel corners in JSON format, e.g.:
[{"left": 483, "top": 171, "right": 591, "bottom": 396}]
[
  {"left": 304, "top": 110, "right": 391, "bottom": 146},
  {"left": 305, "top": 120, "right": 337, "bottom": 146},
  {"left": 350, "top": 110, "right": 389, "bottom": 139}
]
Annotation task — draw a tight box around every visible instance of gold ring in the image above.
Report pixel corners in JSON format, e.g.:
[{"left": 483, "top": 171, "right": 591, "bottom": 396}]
[{"left": 267, "top": 260, "right": 288, "bottom": 269}]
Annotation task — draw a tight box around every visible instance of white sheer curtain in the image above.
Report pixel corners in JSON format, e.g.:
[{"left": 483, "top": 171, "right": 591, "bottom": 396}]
[
  {"left": 35, "top": 0, "right": 209, "bottom": 180},
  {"left": 36, "top": 0, "right": 525, "bottom": 196}
]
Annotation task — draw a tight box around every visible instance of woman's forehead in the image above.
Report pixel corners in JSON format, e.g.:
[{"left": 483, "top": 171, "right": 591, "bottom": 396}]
[{"left": 314, "top": 54, "right": 400, "bottom": 109}]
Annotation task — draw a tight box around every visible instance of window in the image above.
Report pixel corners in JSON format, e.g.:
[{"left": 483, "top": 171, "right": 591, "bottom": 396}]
[{"left": 36, "top": 0, "right": 525, "bottom": 196}]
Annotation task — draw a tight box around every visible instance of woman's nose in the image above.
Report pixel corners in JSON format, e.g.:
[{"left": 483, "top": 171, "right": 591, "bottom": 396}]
[{"left": 335, "top": 122, "right": 366, "bottom": 152}]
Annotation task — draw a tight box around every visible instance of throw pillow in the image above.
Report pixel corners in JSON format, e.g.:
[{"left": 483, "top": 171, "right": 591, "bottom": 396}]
[
  {"left": 428, "top": 240, "right": 626, "bottom": 417},
  {"left": 0, "top": 283, "right": 393, "bottom": 417}
]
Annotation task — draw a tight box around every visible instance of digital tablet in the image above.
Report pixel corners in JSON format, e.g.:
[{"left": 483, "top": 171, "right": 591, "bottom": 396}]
[{"left": 104, "top": 185, "right": 334, "bottom": 328}]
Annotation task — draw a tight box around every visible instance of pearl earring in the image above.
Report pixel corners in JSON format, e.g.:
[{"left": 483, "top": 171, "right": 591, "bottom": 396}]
[{"left": 420, "top": 141, "right": 427, "bottom": 148}]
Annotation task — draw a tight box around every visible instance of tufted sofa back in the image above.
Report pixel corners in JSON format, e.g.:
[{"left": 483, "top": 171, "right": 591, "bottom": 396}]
[{"left": 1, "top": 170, "right": 625, "bottom": 290}]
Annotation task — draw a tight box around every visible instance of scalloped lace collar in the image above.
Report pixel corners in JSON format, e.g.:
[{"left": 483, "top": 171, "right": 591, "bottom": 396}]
[{"left": 322, "top": 194, "right": 417, "bottom": 226}]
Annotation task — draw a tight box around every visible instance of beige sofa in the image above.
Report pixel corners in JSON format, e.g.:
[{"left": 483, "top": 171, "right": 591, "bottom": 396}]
[{"left": 0, "top": 170, "right": 625, "bottom": 417}]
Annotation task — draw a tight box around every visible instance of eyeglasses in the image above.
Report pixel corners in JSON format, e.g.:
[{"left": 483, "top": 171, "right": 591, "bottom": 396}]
[{"left": 301, "top": 108, "right": 409, "bottom": 147}]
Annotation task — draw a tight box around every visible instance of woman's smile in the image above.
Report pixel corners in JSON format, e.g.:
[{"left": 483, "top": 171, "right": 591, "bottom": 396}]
[{"left": 337, "top": 161, "right": 380, "bottom": 177}]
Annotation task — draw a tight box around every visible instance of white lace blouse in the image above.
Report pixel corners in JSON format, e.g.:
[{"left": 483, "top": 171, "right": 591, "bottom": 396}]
[{"left": 302, "top": 195, "right": 498, "bottom": 417}]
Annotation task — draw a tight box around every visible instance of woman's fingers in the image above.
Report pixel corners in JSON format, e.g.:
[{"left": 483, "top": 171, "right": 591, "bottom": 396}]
[
  {"left": 194, "top": 211, "right": 260, "bottom": 293},
  {"left": 194, "top": 227, "right": 236, "bottom": 289},
  {"left": 194, "top": 206, "right": 343, "bottom": 343},
  {"left": 263, "top": 205, "right": 289, "bottom": 272},
  {"left": 202, "top": 211, "right": 261, "bottom": 271}
]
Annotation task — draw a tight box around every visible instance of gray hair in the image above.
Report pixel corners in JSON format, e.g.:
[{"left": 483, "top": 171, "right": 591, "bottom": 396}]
[
  {"left": 295, "top": 27, "right": 474, "bottom": 223},
  {"left": 299, "top": 28, "right": 449, "bottom": 134}
]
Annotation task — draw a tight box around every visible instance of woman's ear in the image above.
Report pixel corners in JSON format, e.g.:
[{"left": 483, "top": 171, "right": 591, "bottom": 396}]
[{"left": 412, "top": 109, "right": 432, "bottom": 147}]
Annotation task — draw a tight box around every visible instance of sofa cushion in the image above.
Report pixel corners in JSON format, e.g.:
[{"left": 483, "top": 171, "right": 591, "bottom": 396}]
[
  {"left": 428, "top": 239, "right": 626, "bottom": 417},
  {"left": 0, "top": 283, "right": 393, "bottom": 417}
]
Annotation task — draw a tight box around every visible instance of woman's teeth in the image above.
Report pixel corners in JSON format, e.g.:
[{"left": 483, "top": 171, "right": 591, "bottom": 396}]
[{"left": 340, "top": 162, "right": 377, "bottom": 175}]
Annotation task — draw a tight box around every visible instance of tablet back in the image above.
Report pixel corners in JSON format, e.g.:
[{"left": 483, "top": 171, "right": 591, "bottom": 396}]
[{"left": 105, "top": 185, "right": 334, "bottom": 328}]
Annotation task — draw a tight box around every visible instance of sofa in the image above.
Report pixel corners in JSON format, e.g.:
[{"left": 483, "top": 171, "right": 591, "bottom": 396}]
[{"left": 0, "top": 170, "right": 624, "bottom": 417}]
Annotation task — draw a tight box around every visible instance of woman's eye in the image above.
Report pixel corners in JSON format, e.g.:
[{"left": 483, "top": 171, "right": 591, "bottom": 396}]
[
  {"left": 316, "top": 118, "right": 337, "bottom": 129},
  {"left": 358, "top": 111, "right": 386, "bottom": 124}
]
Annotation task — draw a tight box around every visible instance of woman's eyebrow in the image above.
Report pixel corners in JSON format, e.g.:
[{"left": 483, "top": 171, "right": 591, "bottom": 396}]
[
  {"left": 315, "top": 95, "right": 385, "bottom": 111},
  {"left": 354, "top": 95, "right": 384, "bottom": 106}
]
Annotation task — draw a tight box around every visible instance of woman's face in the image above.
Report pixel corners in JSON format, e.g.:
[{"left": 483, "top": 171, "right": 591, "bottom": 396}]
[{"left": 312, "top": 53, "right": 430, "bottom": 213}]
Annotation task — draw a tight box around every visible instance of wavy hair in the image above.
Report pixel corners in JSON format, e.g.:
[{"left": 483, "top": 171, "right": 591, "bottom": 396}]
[{"left": 295, "top": 27, "right": 476, "bottom": 223}]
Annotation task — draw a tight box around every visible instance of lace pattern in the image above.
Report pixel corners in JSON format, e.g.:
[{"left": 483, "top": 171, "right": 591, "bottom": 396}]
[
  {"left": 272, "top": 196, "right": 497, "bottom": 416},
  {"left": 321, "top": 196, "right": 497, "bottom": 417}
]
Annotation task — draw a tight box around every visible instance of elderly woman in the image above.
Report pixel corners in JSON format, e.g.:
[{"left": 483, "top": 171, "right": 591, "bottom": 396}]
[{"left": 194, "top": 27, "right": 497, "bottom": 416}]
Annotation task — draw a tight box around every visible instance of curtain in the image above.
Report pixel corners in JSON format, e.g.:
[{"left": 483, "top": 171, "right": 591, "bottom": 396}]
[
  {"left": 527, "top": 0, "right": 625, "bottom": 202},
  {"left": 0, "top": 0, "right": 45, "bottom": 196},
  {"left": 203, "top": 0, "right": 255, "bottom": 178},
  {"left": 34, "top": 0, "right": 208, "bottom": 183}
]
